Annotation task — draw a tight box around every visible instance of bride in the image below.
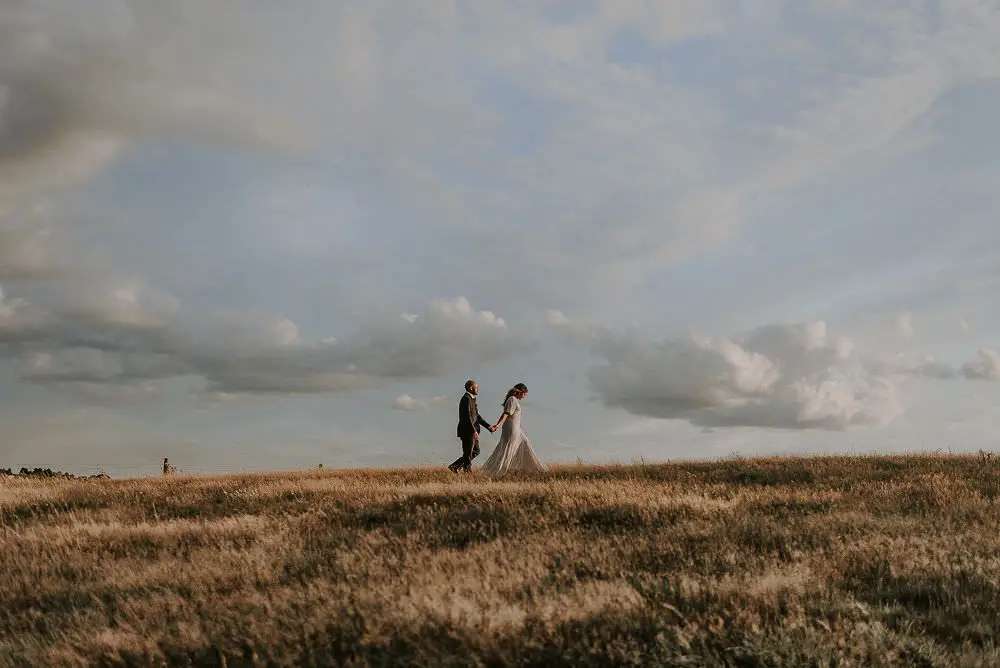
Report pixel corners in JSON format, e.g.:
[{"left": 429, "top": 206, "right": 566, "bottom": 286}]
[{"left": 481, "top": 383, "right": 547, "bottom": 475}]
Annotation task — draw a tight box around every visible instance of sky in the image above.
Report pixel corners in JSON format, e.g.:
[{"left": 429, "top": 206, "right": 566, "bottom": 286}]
[{"left": 3, "top": 0, "right": 1000, "bottom": 477}]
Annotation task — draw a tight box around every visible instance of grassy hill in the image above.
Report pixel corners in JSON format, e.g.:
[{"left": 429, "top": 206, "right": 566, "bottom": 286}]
[{"left": 3, "top": 454, "right": 1000, "bottom": 666}]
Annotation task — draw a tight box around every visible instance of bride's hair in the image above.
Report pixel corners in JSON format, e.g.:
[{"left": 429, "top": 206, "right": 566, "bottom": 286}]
[{"left": 503, "top": 383, "right": 528, "bottom": 406}]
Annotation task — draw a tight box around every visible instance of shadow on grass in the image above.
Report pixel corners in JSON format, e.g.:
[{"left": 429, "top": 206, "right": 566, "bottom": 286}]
[
  {"left": 842, "top": 555, "right": 1000, "bottom": 648},
  {"left": 573, "top": 504, "right": 693, "bottom": 533},
  {"left": 101, "top": 607, "right": 956, "bottom": 668},
  {"left": 351, "top": 494, "right": 519, "bottom": 551}
]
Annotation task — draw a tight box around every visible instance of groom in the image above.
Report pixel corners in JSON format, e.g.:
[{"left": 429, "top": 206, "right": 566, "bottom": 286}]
[{"left": 449, "top": 379, "right": 495, "bottom": 473}]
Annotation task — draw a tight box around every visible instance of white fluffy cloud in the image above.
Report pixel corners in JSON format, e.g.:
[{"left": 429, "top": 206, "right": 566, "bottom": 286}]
[
  {"left": 586, "top": 320, "right": 922, "bottom": 430},
  {"left": 542, "top": 308, "right": 990, "bottom": 433}
]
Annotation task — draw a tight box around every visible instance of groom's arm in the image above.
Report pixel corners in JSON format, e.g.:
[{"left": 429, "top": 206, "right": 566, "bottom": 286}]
[{"left": 476, "top": 413, "right": 492, "bottom": 430}]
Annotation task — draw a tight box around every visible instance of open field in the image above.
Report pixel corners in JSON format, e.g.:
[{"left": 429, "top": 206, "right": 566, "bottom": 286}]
[{"left": 3, "top": 455, "right": 1000, "bottom": 667}]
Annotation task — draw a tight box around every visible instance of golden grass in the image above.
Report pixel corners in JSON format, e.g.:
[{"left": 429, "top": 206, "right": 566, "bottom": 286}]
[{"left": 3, "top": 454, "right": 1000, "bottom": 666}]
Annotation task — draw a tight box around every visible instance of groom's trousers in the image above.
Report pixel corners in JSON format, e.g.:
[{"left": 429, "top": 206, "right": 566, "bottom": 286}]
[{"left": 451, "top": 434, "right": 480, "bottom": 472}]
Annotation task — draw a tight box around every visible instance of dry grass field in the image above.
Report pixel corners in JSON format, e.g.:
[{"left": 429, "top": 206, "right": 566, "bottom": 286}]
[{"left": 3, "top": 454, "right": 1000, "bottom": 667}]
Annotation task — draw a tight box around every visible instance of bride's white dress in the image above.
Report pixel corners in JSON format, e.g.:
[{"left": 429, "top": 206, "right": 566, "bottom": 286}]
[{"left": 481, "top": 395, "right": 547, "bottom": 474}]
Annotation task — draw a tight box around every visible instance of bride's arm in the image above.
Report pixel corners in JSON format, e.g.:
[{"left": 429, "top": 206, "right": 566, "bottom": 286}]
[
  {"left": 493, "top": 411, "right": 510, "bottom": 431},
  {"left": 493, "top": 397, "right": 514, "bottom": 430}
]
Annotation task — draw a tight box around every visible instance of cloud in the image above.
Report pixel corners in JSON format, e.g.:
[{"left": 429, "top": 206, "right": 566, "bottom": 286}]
[
  {"left": 0, "top": 0, "right": 362, "bottom": 410},
  {"left": 0, "top": 283, "right": 46, "bottom": 341},
  {"left": 866, "top": 354, "right": 956, "bottom": 380},
  {"left": 3, "top": 0, "right": 1000, "bottom": 469},
  {"left": 594, "top": 0, "right": 728, "bottom": 44},
  {"left": 22, "top": 347, "right": 183, "bottom": 385},
  {"left": 195, "top": 310, "right": 302, "bottom": 351},
  {"left": 0, "top": 0, "right": 317, "bottom": 303},
  {"left": 962, "top": 348, "right": 1000, "bottom": 381},
  {"left": 59, "top": 280, "right": 181, "bottom": 332},
  {"left": 897, "top": 312, "right": 915, "bottom": 340},
  {"left": 34, "top": 379, "right": 164, "bottom": 405},
  {"left": 0, "top": 1, "right": 340, "bottom": 412},
  {"left": 9, "top": 292, "right": 525, "bottom": 401},
  {"left": 588, "top": 321, "right": 906, "bottom": 430},
  {"left": 545, "top": 310, "right": 572, "bottom": 328},
  {"left": 545, "top": 309, "right": 602, "bottom": 345},
  {"left": 196, "top": 297, "right": 520, "bottom": 396},
  {"left": 0, "top": 209, "right": 66, "bottom": 281},
  {"left": 392, "top": 394, "right": 449, "bottom": 411},
  {"left": 6, "top": 1, "right": 1000, "bottom": 324},
  {"left": 0, "top": 1, "right": 308, "bottom": 190},
  {"left": 586, "top": 316, "right": 1000, "bottom": 430},
  {"left": 470, "top": 2, "right": 1000, "bottom": 320}
]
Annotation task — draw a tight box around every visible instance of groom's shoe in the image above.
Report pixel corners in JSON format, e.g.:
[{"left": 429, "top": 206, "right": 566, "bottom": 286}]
[{"left": 448, "top": 463, "right": 460, "bottom": 473}]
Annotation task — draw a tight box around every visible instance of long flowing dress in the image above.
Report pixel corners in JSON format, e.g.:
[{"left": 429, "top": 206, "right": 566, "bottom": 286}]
[{"left": 480, "top": 395, "right": 547, "bottom": 474}]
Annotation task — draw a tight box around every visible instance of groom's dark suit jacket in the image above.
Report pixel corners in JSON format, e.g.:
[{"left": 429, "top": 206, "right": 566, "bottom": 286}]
[{"left": 457, "top": 392, "right": 491, "bottom": 438}]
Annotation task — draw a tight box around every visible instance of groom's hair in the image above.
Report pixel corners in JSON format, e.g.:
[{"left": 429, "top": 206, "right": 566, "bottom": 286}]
[{"left": 465, "top": 379, "right": 476, "bottom": 392}]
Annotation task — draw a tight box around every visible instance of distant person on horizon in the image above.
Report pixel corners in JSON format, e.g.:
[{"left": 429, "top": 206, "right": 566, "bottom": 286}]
[
  {"left": 163, "top": 458, "right": 176, "bottom": 476},
  {"left": 449, "top": 379, "right": 496, "bottom": 473}
]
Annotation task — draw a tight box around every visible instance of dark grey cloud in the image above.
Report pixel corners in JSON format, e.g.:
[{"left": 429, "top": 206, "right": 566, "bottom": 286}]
[
  {"left": 191, "top": 298, "right": 529, "bottom": 397},
  {"left": 0, "top": 0, "right": 316, "bottom": 298},
  {"left": 866, "top": 355, "right": 956, "bottom": 380},
  {"left": 6, "top": 290, "right": 529, "bottom": 402},
  {"left": 0, "top": 220, "right": 64, "bottom": 281},
  {"left": 0, "top": 0, "right": 307, "bottom": 169},
  {"left": 0, "top": 0, "right": 365, "bottom": 404},
  {"left": 962, "top": 348, "right": 1000, "bottom": 381}
]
